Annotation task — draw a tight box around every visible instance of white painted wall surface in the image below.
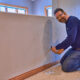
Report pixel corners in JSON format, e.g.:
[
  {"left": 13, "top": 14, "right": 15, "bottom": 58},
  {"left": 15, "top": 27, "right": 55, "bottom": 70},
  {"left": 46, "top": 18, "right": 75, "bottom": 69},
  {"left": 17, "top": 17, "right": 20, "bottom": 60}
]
[{"left": 32, "top": 0, "right": 52, "bottom": 16}]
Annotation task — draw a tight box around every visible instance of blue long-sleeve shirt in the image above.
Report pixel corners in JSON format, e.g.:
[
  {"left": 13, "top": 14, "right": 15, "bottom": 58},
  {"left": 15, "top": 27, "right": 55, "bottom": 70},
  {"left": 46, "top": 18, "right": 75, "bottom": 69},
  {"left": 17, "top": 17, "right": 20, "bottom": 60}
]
[{"left": 56, "top": 16, "right": 80, "bottom": 50}]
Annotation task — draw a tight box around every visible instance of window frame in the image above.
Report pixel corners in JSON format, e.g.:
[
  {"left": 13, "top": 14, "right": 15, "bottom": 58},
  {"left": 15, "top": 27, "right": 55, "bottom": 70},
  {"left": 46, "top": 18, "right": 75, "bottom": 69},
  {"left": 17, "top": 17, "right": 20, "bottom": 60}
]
[
  {"left": 0, "top": 3, "right": 28, "bottom": 15},
  {"left": 44, "top": 5, "right": 52, "bottom": 16}
]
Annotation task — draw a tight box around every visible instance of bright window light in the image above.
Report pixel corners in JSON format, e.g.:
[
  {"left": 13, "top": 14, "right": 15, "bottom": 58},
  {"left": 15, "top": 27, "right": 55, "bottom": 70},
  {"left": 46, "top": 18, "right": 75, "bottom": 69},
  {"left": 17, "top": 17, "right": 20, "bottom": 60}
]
[
  {"left": 18, "top": 8, "right": 25, "bottom": 14},
  {"left": 7, "top": 7, "right": 16, "bottom": 13},
  {"left": 0, "top": 4, "right": 28, "bottom": 15},
  {"left": 47, "top": 7, "right": 52, "bottom": 17},
  {"left": 0, "top": 5, "right": 6, "bottom": 12}
]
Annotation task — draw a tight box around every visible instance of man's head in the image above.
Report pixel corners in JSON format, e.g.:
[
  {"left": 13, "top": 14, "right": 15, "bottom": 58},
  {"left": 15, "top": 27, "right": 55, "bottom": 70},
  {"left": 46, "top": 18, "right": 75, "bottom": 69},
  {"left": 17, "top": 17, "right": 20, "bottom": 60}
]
[{"left": 54, "top": 8, "right": 69, "bottom": 23}]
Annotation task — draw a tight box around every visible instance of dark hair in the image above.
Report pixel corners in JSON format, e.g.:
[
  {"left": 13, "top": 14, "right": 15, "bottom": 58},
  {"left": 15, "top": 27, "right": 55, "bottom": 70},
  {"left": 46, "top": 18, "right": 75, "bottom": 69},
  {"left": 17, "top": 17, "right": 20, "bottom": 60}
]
[{"left": 54, "top": 8, "right": 64, "bottom": 15}]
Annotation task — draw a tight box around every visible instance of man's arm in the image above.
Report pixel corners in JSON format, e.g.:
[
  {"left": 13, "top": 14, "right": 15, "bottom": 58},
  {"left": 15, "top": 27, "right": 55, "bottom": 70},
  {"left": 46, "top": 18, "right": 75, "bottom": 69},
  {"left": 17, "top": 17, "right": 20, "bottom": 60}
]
[{"left": 56, "top": 17, "right": 78, "bottom": 50}]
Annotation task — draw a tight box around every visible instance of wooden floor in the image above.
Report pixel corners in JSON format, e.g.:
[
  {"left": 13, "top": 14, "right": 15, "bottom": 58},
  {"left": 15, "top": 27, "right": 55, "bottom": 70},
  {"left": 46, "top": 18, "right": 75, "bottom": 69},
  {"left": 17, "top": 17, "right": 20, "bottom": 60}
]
[{"left": 25, "top": 64, "right": 80, "bottom": 80}]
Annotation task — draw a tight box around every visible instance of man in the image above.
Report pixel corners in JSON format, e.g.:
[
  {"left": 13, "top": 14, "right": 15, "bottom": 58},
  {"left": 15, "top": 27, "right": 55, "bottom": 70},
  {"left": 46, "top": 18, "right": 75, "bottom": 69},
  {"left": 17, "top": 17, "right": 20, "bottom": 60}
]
[{"left": 51, "top": 8, "right": 80, "bottom": 72}]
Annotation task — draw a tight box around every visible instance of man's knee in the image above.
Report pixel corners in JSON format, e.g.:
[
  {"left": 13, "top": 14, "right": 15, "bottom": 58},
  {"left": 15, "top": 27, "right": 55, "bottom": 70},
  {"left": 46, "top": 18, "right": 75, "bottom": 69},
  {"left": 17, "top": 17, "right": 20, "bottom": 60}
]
[
  {"left": 62, "top": 65, "right": 71, "bottom": 72},
  {"left": 61, "top": 59, "right": 80, "bottom": 72},
  {"left": 61, "top": 62, "right": 74, "bottom": 72}
]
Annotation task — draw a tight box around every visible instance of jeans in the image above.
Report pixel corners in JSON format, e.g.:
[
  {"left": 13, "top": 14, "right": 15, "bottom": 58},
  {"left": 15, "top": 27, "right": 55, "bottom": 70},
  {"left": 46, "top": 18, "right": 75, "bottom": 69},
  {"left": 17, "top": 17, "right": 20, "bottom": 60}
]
[{"left": 60, "top": 48, "right": 80, "bottom": 72}]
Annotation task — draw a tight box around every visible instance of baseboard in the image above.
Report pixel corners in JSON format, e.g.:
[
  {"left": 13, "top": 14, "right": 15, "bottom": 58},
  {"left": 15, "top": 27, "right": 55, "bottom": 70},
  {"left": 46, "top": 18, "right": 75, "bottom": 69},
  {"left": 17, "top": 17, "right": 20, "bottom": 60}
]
[{"left": 9, "top": 60, "right": 60, "bottom": 80}]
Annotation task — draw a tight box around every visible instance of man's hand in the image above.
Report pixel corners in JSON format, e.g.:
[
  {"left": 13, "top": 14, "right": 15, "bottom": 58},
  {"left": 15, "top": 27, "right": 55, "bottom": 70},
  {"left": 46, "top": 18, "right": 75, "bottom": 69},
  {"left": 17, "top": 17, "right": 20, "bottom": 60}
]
[
  {"left": 57, "top": 49, "right": 64, "bottom": 54},
  {"left": 51, "top": 47, "right": 57, "bottom": 53},
  {"left": 51, "top": 46, "right": 64, "bottom": 54}
]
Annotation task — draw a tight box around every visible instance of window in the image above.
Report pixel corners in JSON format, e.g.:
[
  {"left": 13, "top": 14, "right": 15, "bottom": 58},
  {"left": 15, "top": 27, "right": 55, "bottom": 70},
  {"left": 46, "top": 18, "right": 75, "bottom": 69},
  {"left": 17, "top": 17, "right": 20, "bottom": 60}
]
[
  {"left": 0, "top": 5, "right": 6, "bottom": 12},
  {"left": 7, "top": 7, "right": 16, "bottom": 13},
  {"left": 0, "top": 3, "right": 28, "bottom": 15},
  {"left": 17, "top": 8, "right": 26, "bottom": 14},
  {"left": 45, "top": 6, "right": 52, "bottom": 17}
]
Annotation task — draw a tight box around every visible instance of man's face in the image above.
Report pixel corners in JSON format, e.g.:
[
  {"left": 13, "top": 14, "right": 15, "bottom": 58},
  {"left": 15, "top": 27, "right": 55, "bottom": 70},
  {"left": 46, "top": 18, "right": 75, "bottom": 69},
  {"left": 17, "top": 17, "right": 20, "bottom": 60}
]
[{"left": 55, "top": 11, "right": 67, "bottom": 23}]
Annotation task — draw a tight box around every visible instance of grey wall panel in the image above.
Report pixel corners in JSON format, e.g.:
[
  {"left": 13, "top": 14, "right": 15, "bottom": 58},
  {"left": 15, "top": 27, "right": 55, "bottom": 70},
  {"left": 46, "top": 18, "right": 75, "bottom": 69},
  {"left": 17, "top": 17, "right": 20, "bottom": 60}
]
[{"left": 0, "top": 12, "right": 56, "bottom": 80}]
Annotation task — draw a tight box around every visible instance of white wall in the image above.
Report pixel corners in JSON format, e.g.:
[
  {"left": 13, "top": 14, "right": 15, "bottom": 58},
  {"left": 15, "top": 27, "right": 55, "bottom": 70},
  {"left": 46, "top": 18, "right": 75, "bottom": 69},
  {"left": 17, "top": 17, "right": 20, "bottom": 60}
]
[
  {"left": 52, "top": 0, "right": 80, "bottom": 58},
  {"left": 32, "top": 0, "right": 52, "bottom": 16},
  {"left": 0, "top": 12, "right": 57, "bottom": 80}
]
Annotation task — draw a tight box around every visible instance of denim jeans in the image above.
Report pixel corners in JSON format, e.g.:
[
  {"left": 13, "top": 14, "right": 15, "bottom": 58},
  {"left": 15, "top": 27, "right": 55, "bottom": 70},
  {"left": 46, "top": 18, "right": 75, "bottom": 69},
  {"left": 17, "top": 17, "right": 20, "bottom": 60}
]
[{"left": 60, "top": 48, "right": 80, "bottom": 72}]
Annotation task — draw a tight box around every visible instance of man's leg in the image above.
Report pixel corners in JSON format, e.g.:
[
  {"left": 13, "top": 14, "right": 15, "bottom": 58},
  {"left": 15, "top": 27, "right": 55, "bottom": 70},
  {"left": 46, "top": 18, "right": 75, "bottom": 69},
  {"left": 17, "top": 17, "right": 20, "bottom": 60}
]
[
  {"left": 60, "top": 48, "right": 73, "bottom": 65},
  {"left": 61, "top": 50, "right": 80, "bottom": 72}
]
